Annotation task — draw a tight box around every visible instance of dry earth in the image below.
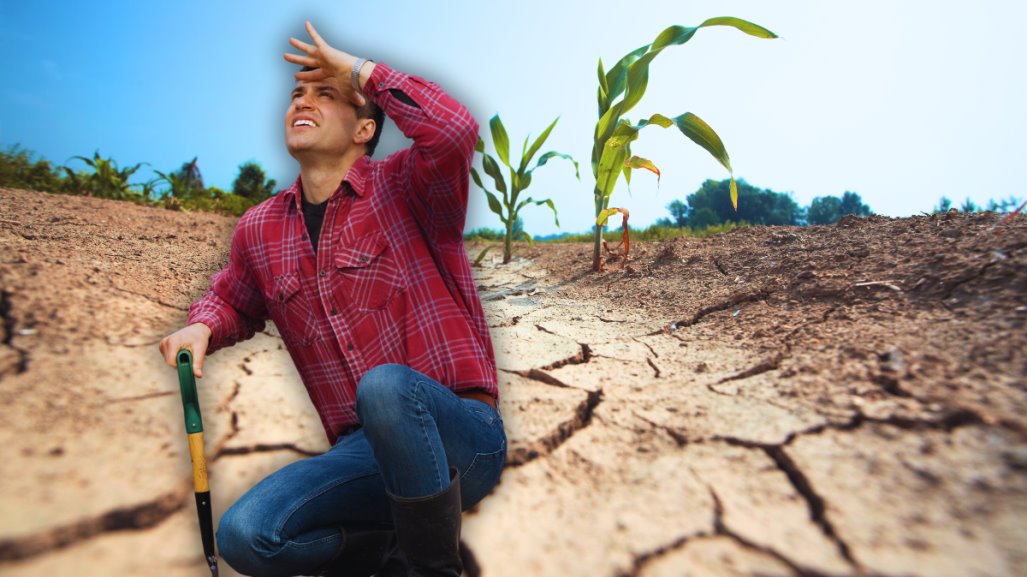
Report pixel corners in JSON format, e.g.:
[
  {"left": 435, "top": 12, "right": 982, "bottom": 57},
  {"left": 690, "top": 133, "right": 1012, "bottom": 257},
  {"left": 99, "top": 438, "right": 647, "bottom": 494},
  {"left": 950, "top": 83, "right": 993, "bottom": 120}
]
[{"left": 1, "top": 186, "right": 1025, "bottom": 577}]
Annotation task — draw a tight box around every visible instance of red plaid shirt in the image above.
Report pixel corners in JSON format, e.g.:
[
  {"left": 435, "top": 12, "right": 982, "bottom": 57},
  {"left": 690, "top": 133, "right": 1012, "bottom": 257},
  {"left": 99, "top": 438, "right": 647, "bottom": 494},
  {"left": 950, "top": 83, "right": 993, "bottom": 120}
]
[{"left": 188, "top": 63, "right": 497, "bottom": 444}]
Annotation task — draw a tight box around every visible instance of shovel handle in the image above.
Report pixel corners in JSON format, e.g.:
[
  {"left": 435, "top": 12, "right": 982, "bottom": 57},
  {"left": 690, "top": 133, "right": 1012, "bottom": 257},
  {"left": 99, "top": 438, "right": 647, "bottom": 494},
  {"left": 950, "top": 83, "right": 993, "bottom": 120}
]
[
  {"left": 176, "top": 350, "right": 203, "bottom": 434},
  {"left": 176, "top": 349, "right": 219, "bottom": 575}
]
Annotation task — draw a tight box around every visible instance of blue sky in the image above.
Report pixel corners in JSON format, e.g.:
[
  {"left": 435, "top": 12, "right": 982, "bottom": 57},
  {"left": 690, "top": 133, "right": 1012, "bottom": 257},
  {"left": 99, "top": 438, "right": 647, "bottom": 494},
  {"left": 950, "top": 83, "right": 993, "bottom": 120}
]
[{"left": 2, "top": 1, "right": 1024, "bottom": 235}]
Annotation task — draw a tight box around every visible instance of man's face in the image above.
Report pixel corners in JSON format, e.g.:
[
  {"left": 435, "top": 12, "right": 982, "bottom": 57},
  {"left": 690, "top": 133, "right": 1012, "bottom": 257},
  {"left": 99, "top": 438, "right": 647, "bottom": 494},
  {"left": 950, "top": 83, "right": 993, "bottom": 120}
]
[{"left": 285, "top": 77, "right": 359, "bottom": 159}]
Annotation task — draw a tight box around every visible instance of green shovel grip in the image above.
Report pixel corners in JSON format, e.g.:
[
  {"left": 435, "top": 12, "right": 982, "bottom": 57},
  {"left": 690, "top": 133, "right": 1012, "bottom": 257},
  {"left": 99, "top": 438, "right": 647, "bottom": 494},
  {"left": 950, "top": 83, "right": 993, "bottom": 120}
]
[{"left": 176, "top": 350, "right": 204, "bottom": 434}]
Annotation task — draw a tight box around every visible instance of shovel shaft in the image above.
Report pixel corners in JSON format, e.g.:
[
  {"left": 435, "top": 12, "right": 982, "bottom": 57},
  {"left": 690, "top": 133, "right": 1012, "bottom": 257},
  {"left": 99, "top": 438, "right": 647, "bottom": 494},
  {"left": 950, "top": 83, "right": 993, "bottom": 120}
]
[{"left": 176, "top": 350, "right": 220, "bottom": 577}]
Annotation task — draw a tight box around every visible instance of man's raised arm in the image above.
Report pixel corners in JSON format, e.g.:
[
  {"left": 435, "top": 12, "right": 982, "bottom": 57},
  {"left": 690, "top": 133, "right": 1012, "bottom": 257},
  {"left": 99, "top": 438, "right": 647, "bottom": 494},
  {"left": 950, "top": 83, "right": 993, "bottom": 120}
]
[{"left": 285, "top": 21, "right": 479, "bottom": 243}]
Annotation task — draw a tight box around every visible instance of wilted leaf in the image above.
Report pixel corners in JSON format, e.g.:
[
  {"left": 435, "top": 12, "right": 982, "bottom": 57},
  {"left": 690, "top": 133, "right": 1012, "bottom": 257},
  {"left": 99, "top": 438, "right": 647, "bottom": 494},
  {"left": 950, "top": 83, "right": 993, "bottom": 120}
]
[{"left": 624, "top": 156, "right": 661, "bottom": 185}]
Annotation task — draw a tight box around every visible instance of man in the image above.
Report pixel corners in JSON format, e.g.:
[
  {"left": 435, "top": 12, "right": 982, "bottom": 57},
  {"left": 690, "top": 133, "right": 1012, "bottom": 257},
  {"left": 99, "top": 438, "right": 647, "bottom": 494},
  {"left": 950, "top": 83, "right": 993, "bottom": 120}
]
[{"left": 158, "top": 21, "right": 505, "bottom": 577}]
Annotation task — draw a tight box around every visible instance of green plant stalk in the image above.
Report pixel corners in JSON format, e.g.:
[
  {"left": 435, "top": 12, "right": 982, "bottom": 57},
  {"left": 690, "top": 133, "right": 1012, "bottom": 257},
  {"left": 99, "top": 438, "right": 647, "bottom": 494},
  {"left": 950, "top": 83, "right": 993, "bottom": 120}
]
[
  {"left": 589, "top": 17, "right": 777, "bottom": 271},
  {"left": 472, "top": 114, "right": 578, "bottom": 263}
]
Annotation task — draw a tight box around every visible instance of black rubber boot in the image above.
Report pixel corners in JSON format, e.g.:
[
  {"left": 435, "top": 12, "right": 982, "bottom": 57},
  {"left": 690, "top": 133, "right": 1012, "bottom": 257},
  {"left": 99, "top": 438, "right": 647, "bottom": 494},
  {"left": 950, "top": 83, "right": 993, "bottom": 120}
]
[
  {"left": 388, "top": 468, "right": 463, "bottom": 577},
  {"left": 317, "top": 526, "right": 395, "bottom": 577}
]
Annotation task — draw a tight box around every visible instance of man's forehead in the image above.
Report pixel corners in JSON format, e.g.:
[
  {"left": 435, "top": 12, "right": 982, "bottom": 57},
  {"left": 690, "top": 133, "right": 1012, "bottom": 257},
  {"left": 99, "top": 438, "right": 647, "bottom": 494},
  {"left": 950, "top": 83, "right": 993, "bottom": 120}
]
[{"left": 294, "top": 78, "right": 342, "bottom": 90}]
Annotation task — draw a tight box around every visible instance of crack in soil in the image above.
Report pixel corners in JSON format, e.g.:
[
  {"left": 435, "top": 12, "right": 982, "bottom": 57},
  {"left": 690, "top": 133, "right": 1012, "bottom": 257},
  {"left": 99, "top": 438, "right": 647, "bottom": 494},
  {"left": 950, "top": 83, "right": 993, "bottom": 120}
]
[
  {"left": 632, "top": 337, "right": 659, "bottom": 359},
  {"left": 656, "top": 288, "right": 771, "bottom": 334},
  {"left": 0, "top": 289, "right": 29, "bottom": 375},
  {"left": 634, "top": 413, "right": 689, "bottom": 447},
  {"left": 534, "top": 323, "right": 559, "bottom": 336},
  {"left": 645, "top": 357, "right": 661, "bottom": 379},
  {"left": 762, "top": 446, "right": 859, "bottom": 569},
  {"left": 708, "top": 486, "right": 847, "bottom": 577},
  {"left": 0, "top": 488, "right": 189, "bottom": 563},
  {"left": 716, "top": 353, "right": 783, "bottom": 384},
  {"left": 537, "top": 343, "right": 593, "bottom": 372},
  {"left": 616, "top": 534, "right": 695, "bottom": 577},
  {"left": 503, "top": 357, "right": 599, "bottom": 470},
  {"left": 215, "top": 443, "right": 322, "bottom": 458}
]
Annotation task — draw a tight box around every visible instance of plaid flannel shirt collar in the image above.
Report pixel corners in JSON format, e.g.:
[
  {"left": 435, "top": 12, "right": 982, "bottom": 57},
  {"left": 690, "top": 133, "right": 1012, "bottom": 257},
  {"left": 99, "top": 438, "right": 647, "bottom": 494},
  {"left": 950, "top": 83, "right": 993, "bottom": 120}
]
[{"left": 284, "top": 155, "right": 371, "bottom": 212}]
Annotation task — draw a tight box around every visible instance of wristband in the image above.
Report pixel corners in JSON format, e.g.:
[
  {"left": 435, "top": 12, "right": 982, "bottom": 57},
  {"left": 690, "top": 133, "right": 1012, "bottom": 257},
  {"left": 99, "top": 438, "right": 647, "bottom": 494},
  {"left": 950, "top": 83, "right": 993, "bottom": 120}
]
[{"left": 352, "top": 58, "right": 369, "bottom": 91}]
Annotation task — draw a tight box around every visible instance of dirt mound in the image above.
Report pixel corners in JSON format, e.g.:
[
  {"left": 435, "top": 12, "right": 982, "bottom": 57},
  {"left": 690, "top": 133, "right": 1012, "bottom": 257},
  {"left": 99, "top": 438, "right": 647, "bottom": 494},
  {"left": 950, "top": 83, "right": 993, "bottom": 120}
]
[{"left": 2, "top": 186, "right": 1025, "bottom": 577}]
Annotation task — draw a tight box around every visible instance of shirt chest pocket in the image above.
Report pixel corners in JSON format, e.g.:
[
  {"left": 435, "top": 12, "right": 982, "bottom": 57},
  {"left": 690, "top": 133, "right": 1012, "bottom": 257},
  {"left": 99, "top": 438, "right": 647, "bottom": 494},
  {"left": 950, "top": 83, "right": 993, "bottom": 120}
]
[
  {"left": 334, "top": 231, "right": 405, "bottom": 312},
  {"left": 265, "top": 272, "right": 318, "bottom": 345}
]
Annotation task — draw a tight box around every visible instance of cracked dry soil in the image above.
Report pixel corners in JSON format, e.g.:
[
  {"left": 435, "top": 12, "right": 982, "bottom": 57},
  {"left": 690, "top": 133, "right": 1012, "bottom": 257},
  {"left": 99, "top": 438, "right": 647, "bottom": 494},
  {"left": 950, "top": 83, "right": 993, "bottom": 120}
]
[{"left": 1, "top": 186, "right": 1025, "bottom": 577}]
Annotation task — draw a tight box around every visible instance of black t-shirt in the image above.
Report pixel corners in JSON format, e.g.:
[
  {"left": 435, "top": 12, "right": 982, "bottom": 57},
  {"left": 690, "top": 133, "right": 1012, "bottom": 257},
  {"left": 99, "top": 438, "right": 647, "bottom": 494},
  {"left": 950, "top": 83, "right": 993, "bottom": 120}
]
[{"left": 301, "top": 195, "right": 328, "bottom": 253}]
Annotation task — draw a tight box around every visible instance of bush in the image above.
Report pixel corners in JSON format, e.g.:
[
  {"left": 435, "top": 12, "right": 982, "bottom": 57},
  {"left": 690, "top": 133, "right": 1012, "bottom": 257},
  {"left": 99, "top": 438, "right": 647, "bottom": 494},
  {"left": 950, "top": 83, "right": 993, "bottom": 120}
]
[{"left": 0, "top": 144, "right": 65, "bottom": 192}]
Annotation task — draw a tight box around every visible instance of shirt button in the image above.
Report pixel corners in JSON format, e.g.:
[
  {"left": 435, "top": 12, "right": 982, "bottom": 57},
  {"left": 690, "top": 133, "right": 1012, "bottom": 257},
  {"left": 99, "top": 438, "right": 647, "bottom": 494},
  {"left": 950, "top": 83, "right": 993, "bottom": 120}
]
[
  {"left": 347, "top": 343, "right": 354, "bottom": 351},
  {"left": 319, "top": 270, "right": 327, "bottom": 277},
  {"left": 360, "top": 255, "right": 367, "bottom": 263},
  {"left": 378, "top": 82, "right": 384, "bottom": 88},
  {"left": 330, "top": 308, "right": 337, "bottom": 315},
  {"left": 302, "top": 233, "right": 307, "bottom": 240}
]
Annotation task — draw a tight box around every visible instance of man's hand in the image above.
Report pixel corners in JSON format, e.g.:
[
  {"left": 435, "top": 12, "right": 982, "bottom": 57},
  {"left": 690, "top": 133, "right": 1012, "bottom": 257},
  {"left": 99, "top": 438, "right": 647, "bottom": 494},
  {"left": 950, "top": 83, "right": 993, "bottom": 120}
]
[
  {"left": 284, "top": 20, "right": 370, "bottom": 108},
  {"left": 159, "top": 323, "right": 212, "bottom": 378}
]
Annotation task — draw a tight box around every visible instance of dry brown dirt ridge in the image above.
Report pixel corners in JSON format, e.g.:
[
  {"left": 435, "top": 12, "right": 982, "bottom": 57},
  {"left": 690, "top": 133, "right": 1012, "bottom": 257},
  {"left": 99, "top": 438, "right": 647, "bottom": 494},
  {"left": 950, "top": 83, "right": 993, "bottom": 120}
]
[{"left": 1, "top": 186, "right": 1025, "bottom": 577}]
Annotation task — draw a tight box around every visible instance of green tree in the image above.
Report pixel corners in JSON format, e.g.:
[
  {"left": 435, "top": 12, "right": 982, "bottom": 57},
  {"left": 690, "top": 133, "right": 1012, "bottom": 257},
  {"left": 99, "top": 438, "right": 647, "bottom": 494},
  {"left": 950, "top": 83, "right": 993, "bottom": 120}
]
[
  {"left": 935, "top": 196, "right": 953, "bottom": 213},
  {"left": 807, "top": 196, "right": 842, "bottom": 225},
  {"left": 666, "top": 199, "right": 688, "bottom": 227},
  {"left": 839, "top": 191, "right": 871, "bottom": 217},
  {"left": 471, "top": 114, "right": 579, "bottom": 263},
  {"left": 232, "top": 161, "right": 277, "bottom": 201},
  {"left": 684, "top": 179, "right": 801, "bottom": 227},
  {"left": 960, "top": 198, "right": 979, "bottom": 213},
  {"left": 589, "top": 18, "right": 777, "bottom": 270}
]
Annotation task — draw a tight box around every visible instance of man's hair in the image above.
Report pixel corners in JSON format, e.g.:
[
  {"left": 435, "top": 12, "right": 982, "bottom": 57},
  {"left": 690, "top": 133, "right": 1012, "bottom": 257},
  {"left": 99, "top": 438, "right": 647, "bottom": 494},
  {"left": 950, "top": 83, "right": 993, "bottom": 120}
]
[{"left": 299, "top": 66, "right": 385, "bottom": 157}]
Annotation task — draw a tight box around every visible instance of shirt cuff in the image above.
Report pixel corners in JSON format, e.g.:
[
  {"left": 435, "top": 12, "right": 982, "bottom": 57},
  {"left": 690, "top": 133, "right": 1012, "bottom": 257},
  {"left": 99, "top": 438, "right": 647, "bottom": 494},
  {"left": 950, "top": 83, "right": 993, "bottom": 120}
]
[{"left": 187, "top": 294, "right": 235, "bottom": 352}]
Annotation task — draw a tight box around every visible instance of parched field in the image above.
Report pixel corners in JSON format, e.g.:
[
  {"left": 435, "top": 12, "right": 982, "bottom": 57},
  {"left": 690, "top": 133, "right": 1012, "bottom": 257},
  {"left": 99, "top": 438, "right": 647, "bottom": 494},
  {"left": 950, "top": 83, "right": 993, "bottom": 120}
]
[{"left": 1, "top": 186, "right": 1025, "bottom": 576}]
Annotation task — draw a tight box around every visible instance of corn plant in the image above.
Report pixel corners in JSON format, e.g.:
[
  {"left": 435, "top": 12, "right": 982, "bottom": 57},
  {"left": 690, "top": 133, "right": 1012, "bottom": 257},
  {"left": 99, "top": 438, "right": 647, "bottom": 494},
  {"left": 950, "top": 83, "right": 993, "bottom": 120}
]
[
  {"left": 471, "top": 114, "right": 579, "bottom": 263},
  {"left": 590, "top": 17, "right": 777, "bottom": 270},
  {"left": 62, "top": 150, "right": 146, "bottom": 200}
]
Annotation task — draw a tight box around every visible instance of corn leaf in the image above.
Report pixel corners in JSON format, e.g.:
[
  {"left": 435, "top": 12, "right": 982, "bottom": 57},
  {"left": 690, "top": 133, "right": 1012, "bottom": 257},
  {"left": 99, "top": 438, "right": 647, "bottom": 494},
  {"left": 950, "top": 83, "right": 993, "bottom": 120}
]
[
  {"left": 533, "top": 150, "right": 580, "bottom": 180},
  {"left": 672, "top": 112, "right": 733, "bottom": 173},
  {"left": 515, "top": 197, "right": 560, "bottom": 227},
  {"left": 481, "top": 153, "right": 507, "bottom": 194},
  {"left": 473, "top": 246, "right": 492, "bottom": 266},
  {"left": 489, "top": 115, "right": 511, "bottom": 168},
  {"left": 469, "top": 166, "right": 486, "bottom": 191},
  {"left": 605, "top": 44, "right": 649, "bottom": 101},
  {"left": 596, "top": 134, "right": 634, "bottom": 200},
  {"left": 624, "top": 156, "right": 661, "bottom": 185},
  {"left": 520, "top": 117, "right": 561, "bottom": 173},
  {"left": 596, "top": 207, "right": 623, "bottom": 227},
  {"left": 513, "top": 230, "right": 535, "bottom": 248},
  {"left": 700, "top": 16, "right": 778, "bottom": 39},
  {"left": 483, "top": 188, "right": 507, "bottom": 222},
  {"left": 730, "top": 177, "right": 738, "bottom": 210}
]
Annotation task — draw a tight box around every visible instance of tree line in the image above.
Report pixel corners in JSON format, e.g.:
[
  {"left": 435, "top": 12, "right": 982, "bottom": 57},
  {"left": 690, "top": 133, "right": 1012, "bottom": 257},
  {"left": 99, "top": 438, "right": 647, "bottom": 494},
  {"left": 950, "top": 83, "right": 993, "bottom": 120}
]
[
  {"left": 654, "top": 179, "right": 870, "bottom": 228},
  {"left": 0, "top": 144, "right": 276, "bottom": 217}
]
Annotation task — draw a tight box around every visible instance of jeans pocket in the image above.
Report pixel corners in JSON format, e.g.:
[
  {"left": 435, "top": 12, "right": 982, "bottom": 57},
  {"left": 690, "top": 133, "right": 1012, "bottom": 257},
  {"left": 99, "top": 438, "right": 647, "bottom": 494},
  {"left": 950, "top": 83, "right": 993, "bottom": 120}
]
[{"left": 460, "top": 446, "right": 506, "bottom": 508}]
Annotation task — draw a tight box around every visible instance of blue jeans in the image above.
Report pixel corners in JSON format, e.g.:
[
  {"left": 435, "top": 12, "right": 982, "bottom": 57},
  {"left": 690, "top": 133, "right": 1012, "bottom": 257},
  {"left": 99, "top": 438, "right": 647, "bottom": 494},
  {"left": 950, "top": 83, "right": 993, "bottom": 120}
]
[{"left": 216, "top": 364, "right": 507, "bottom": 577}]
